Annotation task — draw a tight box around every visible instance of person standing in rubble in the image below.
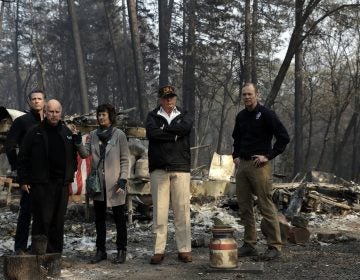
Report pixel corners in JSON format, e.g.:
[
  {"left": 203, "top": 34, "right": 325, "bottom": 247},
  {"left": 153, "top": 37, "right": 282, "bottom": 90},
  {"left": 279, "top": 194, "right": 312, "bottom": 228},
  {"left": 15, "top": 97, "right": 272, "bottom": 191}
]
[
  {"left": 76, "top": 104, "right": 130, "bottom": 264},
  {"left": 17, "top": 99, "right": 80, "bottom": 254},
  {"left": 145, "top": 85, "right": 193, "bottom": 265},
  {"left": 5, "top": 89, "right": 46, "bottom": 255},
  {"left": 232, "top": 82, "right": 290, "bottom": 261}
]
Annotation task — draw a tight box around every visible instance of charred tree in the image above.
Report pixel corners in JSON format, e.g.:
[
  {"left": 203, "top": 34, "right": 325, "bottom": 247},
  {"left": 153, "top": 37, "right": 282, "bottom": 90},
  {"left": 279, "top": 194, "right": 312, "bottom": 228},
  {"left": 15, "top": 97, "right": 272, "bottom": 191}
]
[
  {"left": 250, "top": 0, "right": 258, "bottom": 85},
  {"left": 158, "top": 0, "right": 174, "bottom": 86},
  {"left": 103, "top": 0, "right": 128, "bottom": 106},
  {"left": 182, "top": 0, "right": 196, "bottom": 146},
  {"left": 127, "top": 0, "right": 148, "bottom": 122},
  {"left": 14, "top": 0, "right": 23, "bottom": 109},
  {"left": 243, "top": 0, "right": 251, "bottom": 83},
  {"left": 293, "top": 0, "right": 304, "bottom": 176},
  {"left": 67, "top": 0, "right": 89, "bottom": 114}
]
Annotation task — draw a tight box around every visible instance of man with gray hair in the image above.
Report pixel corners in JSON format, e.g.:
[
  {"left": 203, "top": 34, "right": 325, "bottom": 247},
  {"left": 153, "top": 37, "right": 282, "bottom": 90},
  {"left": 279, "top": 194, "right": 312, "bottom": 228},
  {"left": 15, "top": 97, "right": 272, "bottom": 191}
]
[{"left": 17, "top": 99, "right": 80, "bottom": 254}]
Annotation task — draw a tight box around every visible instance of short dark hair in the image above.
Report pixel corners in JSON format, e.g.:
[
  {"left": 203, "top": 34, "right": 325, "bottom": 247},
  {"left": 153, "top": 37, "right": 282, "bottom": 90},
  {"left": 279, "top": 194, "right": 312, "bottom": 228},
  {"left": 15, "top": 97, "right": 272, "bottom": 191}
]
[
  {"left": 96, "top": 103, "right": 116, "bottom": 125},
  {"left": 242, "top": 82, "right": 258, "bottom": 93},
  {"left": 28, "top": 89, "right": 46, "bottom": 101}
]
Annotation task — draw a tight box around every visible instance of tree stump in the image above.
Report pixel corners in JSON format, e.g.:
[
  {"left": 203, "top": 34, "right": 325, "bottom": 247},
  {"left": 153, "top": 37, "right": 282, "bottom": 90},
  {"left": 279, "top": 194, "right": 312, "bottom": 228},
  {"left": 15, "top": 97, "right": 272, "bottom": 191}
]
[{"left": 3, "top": 253, "right": 61, "bottom": 280}]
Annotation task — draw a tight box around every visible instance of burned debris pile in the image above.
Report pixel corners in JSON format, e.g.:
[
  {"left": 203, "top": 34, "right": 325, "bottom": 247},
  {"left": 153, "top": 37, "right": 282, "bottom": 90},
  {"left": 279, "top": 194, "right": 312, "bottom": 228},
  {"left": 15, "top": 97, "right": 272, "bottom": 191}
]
[
  {"left": 273, "top": 170, "right": 360, "bottom": 216},
  {"left": 267, "top": 170, "right": 360, "bottom": 245}
]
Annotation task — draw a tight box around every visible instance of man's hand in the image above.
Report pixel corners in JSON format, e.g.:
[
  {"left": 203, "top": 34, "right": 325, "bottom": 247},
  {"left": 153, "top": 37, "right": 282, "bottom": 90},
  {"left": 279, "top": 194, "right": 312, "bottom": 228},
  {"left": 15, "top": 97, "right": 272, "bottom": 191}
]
[
  {"left": 21, "top": 184, "right": 31, "bottom": 193},
  {"left": 73, "top": 131, "right": 82, "bottom": 145},
  {"left": 252, "top": 155, "right": 268, "bottom": 167},
  {"left": 233, "top": 157, "right": 241, "bottom": 168},
  {"left": 67, "top": 123, "right": 79, "bottom": 134}
]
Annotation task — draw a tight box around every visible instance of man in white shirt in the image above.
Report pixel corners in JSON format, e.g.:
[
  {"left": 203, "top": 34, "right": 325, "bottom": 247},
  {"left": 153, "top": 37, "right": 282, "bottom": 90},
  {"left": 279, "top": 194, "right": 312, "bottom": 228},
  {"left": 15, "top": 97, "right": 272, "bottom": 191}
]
[{"left": 145, "top": 85, "right": 193, "bottom": 265}]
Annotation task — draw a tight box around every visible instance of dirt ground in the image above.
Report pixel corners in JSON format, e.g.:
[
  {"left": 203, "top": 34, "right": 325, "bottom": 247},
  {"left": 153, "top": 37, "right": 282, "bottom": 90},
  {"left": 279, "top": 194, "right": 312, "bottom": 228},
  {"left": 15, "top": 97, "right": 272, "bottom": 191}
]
[
  {"left": 55, "top": 239, "right": 360, "bottom": 280},
  {"left": 1, "top": 202, "right": 360, "bottom": 280}
]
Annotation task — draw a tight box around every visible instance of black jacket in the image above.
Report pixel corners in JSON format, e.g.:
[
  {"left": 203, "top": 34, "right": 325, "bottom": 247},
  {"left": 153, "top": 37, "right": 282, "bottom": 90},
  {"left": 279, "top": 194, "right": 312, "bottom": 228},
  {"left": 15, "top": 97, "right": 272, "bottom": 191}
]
[
  {"left": 5, "top": 109, "right": 42, "bottom": 171},
  {"left": 17, "top": 120, "right": 78, "bottom": 185},
  {"left": 232, "top": 103, "right": 290, "bottom": 160},
  {"left": 145, "top": 106, "right": 193, "bottom": 172}
]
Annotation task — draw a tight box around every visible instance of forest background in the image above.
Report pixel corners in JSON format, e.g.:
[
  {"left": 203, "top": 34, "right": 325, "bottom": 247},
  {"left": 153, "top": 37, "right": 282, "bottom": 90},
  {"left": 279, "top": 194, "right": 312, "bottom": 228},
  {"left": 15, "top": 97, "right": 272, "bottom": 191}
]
[{"left": 1, "top": 0, "right": 360, "bottom": 182}]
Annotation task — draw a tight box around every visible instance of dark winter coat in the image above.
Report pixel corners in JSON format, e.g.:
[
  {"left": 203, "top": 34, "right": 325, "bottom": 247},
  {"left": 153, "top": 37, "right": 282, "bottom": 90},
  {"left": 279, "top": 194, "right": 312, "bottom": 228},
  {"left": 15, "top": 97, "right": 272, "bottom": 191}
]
[
  {"left": 17, "top": 120, "right": 78, "bottom": 185},
  {"left": 145, "top": 106, "right": 193, "bottom": 173},
  {"left": 5, "top": 109, "right": 42, "bottom": 171},
  {"left": 232, "top": 103, "right": 290, "bottom": 160}
]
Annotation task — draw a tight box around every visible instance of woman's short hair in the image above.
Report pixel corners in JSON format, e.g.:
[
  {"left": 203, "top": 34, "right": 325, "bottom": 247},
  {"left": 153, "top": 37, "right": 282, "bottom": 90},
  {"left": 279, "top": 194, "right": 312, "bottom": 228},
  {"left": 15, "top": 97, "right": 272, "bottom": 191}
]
[{"left": 96, "top": 104, "right": 116, "bottom": 125}]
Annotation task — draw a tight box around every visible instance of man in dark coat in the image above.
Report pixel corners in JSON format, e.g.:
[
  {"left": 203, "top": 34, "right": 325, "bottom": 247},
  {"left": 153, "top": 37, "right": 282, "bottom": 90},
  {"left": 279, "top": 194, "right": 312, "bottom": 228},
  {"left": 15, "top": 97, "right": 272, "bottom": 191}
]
[
  {"left": 232, "top": 82, "right": 290, "bottom": 260},
  {"left": 146, "top": 85, "right": 193, "bottom": 265},
  {"left": 5, "top": 90, "right": 46, "bottom": 254},
  {"left": 17, "top": 99, "right": 79, "bottom": 253}
]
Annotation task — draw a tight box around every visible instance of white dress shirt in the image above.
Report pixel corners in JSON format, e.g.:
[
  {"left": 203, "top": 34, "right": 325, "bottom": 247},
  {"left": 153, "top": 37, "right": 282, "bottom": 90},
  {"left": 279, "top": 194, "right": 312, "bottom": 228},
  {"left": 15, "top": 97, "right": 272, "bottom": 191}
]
[{"left": 157, "top": 106, "right": 180, "bottom": 125}]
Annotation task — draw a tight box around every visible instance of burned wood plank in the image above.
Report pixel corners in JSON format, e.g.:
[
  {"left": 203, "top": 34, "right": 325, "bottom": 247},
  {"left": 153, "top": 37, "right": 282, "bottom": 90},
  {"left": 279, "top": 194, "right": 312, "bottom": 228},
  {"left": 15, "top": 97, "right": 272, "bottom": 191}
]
[
  {"left": 307, "top": 192, "right": 351, "bottom": 210},
  {"left": 273, "top": 182, "right": 303, "bottom": 190}
]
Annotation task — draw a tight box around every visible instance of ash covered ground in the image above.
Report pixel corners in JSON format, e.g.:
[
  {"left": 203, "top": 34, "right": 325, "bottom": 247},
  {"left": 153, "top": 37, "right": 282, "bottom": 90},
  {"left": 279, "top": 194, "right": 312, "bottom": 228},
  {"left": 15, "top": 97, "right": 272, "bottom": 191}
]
[{"left": 1, "top": 199, "right": 360, "bottom": 280}]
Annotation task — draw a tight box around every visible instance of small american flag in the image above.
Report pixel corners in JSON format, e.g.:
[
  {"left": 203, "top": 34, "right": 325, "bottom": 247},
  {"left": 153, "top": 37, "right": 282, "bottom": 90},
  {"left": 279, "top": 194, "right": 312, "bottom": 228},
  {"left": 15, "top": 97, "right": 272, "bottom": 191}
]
[{"left": 70, "top": 135, "right": 91, "bottom": 195}]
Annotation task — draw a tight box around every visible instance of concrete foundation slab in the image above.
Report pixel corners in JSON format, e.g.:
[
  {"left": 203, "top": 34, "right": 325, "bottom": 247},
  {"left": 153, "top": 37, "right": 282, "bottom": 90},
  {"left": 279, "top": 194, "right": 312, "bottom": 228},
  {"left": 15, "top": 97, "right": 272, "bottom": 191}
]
[{"left": 204, "top": 261, "right": 264, "bottom": 274}]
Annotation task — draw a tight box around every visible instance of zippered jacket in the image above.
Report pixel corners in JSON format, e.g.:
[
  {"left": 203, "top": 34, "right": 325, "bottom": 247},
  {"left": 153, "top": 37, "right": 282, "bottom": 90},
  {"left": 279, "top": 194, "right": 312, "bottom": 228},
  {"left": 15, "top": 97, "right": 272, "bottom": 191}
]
[
  {"left": 17, "top": 120, "right": 78, "bottom": 185},
  {"left": 5, "top": 109, "right": 41, "bottom": 171},
  {"left": 146, "top": 106, "right": 193, "bottom": 173}
]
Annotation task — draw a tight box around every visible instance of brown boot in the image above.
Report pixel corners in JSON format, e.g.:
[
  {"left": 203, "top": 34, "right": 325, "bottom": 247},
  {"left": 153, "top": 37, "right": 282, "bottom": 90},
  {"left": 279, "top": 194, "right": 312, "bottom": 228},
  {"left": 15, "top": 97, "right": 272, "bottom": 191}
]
[
  {"left": 150, "top": 253, "right": 164, "bottom": 265},
  {"left": 238, "top": 243, "right": 258, "bottom": 257},
  {"left": 260, "top": 246, "right": 281, "bottom": 261},
  {"left": 178, "top": 252, "right": 192, "bottom": 263}
]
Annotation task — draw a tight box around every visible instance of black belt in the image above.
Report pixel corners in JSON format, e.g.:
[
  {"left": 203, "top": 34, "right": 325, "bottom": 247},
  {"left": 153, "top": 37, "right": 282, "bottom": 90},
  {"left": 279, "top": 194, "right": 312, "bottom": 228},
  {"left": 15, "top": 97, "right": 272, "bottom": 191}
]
[{"left": 240, "top": 156, "right": 253, "bottom": 161}]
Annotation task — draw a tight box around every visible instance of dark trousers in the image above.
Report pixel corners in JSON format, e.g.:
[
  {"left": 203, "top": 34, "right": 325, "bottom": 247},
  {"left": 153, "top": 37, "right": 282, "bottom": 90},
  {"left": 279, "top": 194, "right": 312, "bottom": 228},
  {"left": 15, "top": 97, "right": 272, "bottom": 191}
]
[
  {"left": 93, "top": 200, "right": 127, "bottom": 251},
  {"left": 30, "top": 179, "right": 69, "bottom": 253},
  {"left": 14, "top": 190, "right": 31, "bottom": 251}
]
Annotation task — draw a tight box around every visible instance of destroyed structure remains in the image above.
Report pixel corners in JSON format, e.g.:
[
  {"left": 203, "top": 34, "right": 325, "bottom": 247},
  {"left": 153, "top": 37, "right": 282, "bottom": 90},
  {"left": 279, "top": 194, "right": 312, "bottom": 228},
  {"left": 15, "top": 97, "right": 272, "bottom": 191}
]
[{"left": 0, "top": 107, "right": 360, "bottom": 279}]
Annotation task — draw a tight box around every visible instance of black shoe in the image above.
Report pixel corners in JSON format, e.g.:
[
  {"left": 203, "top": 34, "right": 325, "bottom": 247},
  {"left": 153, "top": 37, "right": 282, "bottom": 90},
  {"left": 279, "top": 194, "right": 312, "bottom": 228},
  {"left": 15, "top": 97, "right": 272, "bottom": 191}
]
[
  {"left": 90, "top": 249, "right": 107, "bottom": 264},
  {"left": 261, "top": 246, "right": 281, "bottom": 261},
  {"left": 112, "top": 250, "right": 126, "bottom": 264},
  {"left": 238, "top": 243, "right": 258, "bottom": 257}
]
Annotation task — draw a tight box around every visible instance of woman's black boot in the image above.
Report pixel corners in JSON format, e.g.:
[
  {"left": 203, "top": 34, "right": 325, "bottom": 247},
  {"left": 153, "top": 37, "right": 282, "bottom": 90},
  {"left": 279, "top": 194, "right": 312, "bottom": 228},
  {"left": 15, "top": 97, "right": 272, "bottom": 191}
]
[
  {"left": 90, "top": 249, "right": 107, "bottom": 264},
  {"left": 112, "top": 250, "right": 126, "bottom": 264}
]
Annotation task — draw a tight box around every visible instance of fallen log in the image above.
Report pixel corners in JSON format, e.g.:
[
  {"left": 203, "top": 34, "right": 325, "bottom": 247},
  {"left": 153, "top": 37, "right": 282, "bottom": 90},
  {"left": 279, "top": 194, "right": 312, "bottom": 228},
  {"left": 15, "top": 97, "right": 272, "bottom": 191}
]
[{"left": 307, "top": 192, "right": 351, "bottom": 210}]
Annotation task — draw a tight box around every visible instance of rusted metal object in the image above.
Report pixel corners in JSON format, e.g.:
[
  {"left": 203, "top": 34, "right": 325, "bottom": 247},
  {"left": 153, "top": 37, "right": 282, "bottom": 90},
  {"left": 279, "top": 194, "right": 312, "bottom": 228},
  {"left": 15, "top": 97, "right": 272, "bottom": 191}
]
[{"left": 209, "top": 226, "right": 238, "bottom": 269}]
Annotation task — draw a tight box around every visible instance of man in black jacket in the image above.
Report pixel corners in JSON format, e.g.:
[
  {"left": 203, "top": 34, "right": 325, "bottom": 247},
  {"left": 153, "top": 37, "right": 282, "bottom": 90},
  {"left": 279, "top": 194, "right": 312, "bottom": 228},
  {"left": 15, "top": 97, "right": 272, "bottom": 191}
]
[
  {"left": 17, "top": 99, "right": 79, "bottom": 254},
  {"left": 146, "top": 85, "right": 193, "bottom": 265},
  {"left": 232, "top": 82, "right": 290, "bottom": 261},
  {"left": 5, "top": 90, "right": 46, "bottom": 254}
]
